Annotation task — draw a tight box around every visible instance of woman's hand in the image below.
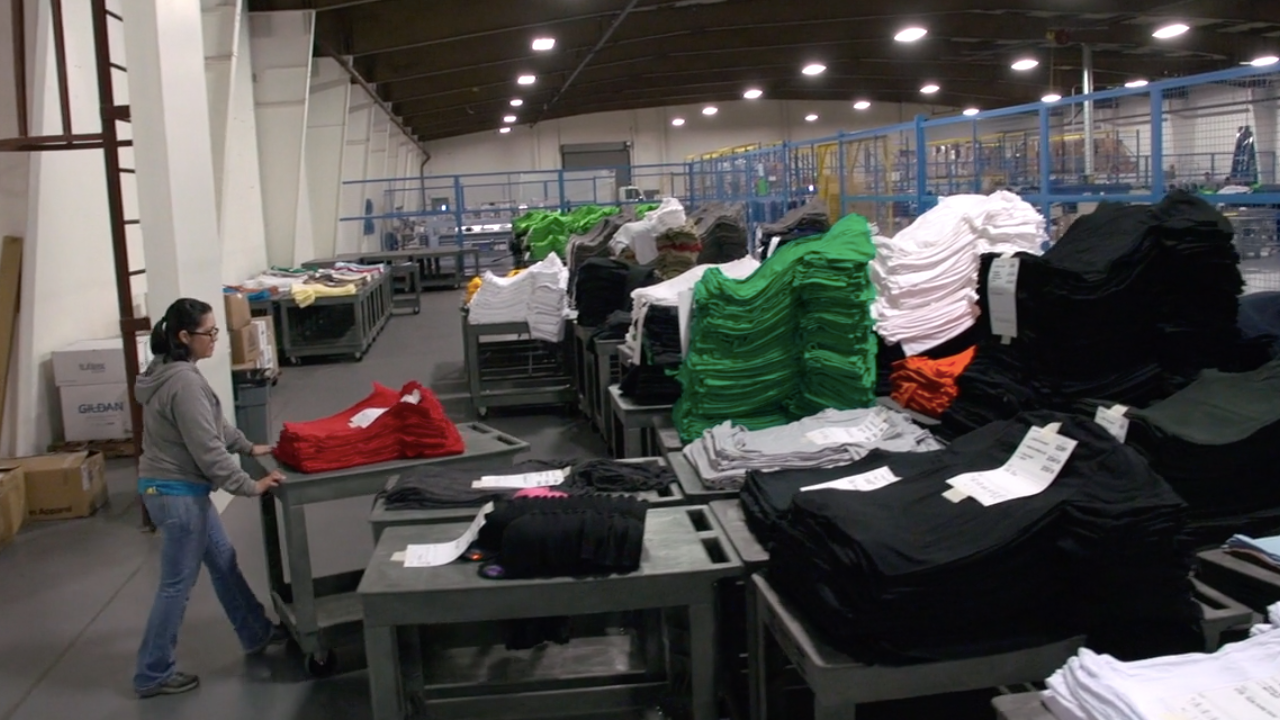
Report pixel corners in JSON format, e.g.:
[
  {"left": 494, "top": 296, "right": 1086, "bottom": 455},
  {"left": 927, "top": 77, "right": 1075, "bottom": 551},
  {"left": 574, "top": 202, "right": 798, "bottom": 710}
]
[
  {"left": 251, "top": 444, "right": 273, "bottom": 457},
  {"left": 254, "top": 470, "right": 286, "bottom": 496}
]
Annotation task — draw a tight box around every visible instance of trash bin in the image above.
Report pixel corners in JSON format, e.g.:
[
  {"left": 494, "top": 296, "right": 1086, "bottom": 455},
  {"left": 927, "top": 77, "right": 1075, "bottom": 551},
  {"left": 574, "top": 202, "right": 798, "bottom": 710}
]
[{"left": 232, "top": 368, "right": 273, "bottom": 445}]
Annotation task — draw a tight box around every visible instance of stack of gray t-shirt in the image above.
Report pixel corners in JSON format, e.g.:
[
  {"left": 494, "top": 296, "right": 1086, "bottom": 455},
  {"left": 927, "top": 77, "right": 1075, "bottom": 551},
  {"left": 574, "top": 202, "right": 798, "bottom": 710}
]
[{"left": 683, "top": 407, "right": 943, "bottom": 490}]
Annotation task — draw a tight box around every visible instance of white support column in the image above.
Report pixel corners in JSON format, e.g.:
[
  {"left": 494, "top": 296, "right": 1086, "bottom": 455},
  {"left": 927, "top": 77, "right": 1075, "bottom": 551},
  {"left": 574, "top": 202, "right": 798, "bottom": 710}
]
[
  {"left": 217, "top": 0, "right": 268, "bottom": 282},
  {"left": 304, "top": 57, "right": 350, "bottom": 260},
  {"left": 338, "top": 96, "right": 373, "bottom": 255},
  {"left": 122, "top": 0, "right": 234, "bottom": 418},
  {"left": 249, "top": 10, "right": 314, "bottom": 267},
  {"left": 365, "top": 110, "right": 390, "bottom": 252},
  {"left": 201, "top": 0, "right": 236, "bottom": 209}
]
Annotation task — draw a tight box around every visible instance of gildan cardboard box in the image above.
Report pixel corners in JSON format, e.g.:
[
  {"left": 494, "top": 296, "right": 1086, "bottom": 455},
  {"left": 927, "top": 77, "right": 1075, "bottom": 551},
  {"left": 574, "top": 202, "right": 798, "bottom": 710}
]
[
  {"left": 229, "top": 323, "right": 260, "bottom": 365},
  {"left": 9, "top": 451, "right": 107, "bottom": 521},
  {"left": 224, "top": 292, "right": 252, "bottom": 331},
  {"left": 52, "top": 337, "right": 153, "bottom": 387},
  {"left": 250, "top": 317, "right": 277, "bottom": 372},
  {"left": 0, "top": 465, "right": 27, "bottom": 549},
  {"left": 60, "top": 383, "right": 132, "bottom": 441}
]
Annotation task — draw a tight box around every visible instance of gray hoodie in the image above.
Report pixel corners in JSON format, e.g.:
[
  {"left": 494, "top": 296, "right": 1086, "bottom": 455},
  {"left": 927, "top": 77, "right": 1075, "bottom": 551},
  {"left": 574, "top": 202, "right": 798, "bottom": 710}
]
[{"left": 134, "top": 357, "right": 257, "bottom": 496}]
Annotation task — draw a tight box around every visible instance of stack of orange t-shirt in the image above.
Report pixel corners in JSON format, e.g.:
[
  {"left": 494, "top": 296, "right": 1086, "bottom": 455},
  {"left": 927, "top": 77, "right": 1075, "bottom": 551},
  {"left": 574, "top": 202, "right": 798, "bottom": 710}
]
[
  {"left": 889, "top": 346, "right": 976, "bottom": 418},
  {"left": 274, "top": 381, "right": 465, "bottom": 473}
]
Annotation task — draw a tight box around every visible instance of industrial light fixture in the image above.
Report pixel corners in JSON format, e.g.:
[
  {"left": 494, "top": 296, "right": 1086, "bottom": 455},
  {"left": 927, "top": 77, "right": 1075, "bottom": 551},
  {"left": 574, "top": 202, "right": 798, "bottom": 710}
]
[
  {"left": 499, "top": 127, "right": 511, "bottom": 134},
  {"left": 671, "top": 117, "right": 685, "bottom": 126},
  {"left": 1042, "top": 92, "right": 1063, "bottom": 103},
  {"left": 517, "top": 74, "right": 536, "bottom": 85},
  {"left": 853, "top": 100, "right": 871, "bottom": 110},
  {"left": 531, "top": 37, "right": 556, "bottom": 51},
  {"left": 920, "top": 83, "right": 940, "bottom": 94},
  {"left": 510, "top": 98, "right": 524, "bottom": 107},
  {"left": 963, "top": 107, "right": 980, "bottom": 116},
  {"left": 1011, "top": 58, "right": 1040, "bottom": 71},
  {"left": 1251, "top": 55, "right": 1280, "bottom": 67},
  {"left": 895, "top": 27, "right": 928, "bottom": 42},
  {"left": 1124, "top": 79, "right": 1149, "bottom": 88},
  {"left": 1152, "top": 23, "right": 1189, "bottom": 39},
  {"left": 702, "top": 106, "right": 718, "bottom": 115},
  {"left": 805, "top": 113, "right": 819, "bottom": 122},
  {"left": 503, "top": 115, "right": 517, "bottom": 123},
  {"left": 802, "top": 63, "right": 826, "bottom": 76},
  {"left": 743, "top": 88, "right": 763, "bottom": 99}
]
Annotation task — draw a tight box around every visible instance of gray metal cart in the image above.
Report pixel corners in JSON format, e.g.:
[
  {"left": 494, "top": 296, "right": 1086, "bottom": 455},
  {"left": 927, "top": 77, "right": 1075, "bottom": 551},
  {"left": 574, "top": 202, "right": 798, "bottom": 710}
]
[
  {"left": 305, "top": 247, "right": 482, "bottom": 289},
  {"left": 358, "top": 505, "right": 742, "bottom": 720},
  {"left": 272, "top": 272, "right": 393, "bottom": 364},
  {"left": 249, "top": 422, "right": 529, "bottom": 675},
  {"left": 668, "top": 449, "right": 741, "bottom": 501},
  {"left": 608, "top": 384, "right": 673, "bottom": 459},
  {"left": 462, "top": 308, "right": 576, "bottom": 416}
]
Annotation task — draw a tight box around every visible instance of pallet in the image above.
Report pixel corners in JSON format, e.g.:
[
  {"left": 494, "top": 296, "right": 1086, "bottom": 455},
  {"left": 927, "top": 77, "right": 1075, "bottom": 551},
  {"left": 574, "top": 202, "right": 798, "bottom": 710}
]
[{"left": 47, "top": 438, "right": 136, "bottom": 459}]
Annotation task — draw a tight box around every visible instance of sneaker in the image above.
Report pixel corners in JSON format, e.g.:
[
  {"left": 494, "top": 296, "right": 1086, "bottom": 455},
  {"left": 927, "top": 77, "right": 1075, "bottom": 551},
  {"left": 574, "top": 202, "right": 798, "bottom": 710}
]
[
  {"left": 245, "top": 623, "right": 290, "bottom": 656},
  {"left": 137, "top": 672, "right": 199, "bottom": 698}
]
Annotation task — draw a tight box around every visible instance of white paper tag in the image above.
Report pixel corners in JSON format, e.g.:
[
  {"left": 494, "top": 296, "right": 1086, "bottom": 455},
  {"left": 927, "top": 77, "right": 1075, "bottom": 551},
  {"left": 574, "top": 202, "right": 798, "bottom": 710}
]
[
  {"left": 403, "top": 502, "right": 494, "bottom": 567},
  {"left": 945, "top": 426, "right": 1078, "bottom": 507},
  {"left": 800, "top": 466, "right": 901, "bottom": 493},
  {"left": 472, "top": 467, "right": 570, "bottom": 489},
  {"left": 677, "top": 289, "right": 693, "bottom": 356},
  {"left": 1160, "top": 673, "right": 1280, "bottom": 720},
  {"left": 1093, "top": 404, "right": 1130, "bottom": 443},
  {"left": 349, "top": 407, "right": 390, "bottom": 429},
  {"left": 81, "top": 465, "right": 92, "bottom": 492},
  {"left": 987, "top": 256, "right": 1020, "bottom": 339},
  {"left": 804, "top": 413, "right": 890, "bottom": 446}
]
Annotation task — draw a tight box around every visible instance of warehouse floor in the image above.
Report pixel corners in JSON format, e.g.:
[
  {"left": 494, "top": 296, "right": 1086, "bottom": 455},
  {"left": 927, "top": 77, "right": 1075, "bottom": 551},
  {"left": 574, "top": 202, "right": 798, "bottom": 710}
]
[{"left": 0, "top": 290, "right": 999, "bottom": 720}]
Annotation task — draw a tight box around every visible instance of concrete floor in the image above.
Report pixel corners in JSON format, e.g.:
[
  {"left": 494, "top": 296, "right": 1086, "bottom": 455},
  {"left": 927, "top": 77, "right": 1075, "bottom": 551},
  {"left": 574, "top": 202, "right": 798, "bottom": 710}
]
[{"left": 0, "top": 289, "right": 1001, "bottom": 720}]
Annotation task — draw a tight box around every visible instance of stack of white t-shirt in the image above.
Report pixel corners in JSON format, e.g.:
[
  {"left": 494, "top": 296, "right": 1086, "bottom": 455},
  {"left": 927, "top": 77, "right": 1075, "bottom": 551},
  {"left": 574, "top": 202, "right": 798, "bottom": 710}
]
[
  {"left": 468, "top": 253, "right": 569, "bottom": 342},
  {"left": 610, "top": 197, "right": 688, "bottom": 264},
  {"left": 624, "top": 256, "right": 761, "bottom": 359},
  {"left": 1043, "top": 606, "right": 1280, "bottom": 720},
  {"left": 872, "top": 191, "right": 1045, "bottom": 356}
]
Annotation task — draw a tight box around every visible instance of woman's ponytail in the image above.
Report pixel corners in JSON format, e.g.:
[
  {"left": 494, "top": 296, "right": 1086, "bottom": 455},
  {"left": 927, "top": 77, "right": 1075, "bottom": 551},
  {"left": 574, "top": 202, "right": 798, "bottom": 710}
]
[
  {"left": 149, "top": 317, "right": 171, "bottom": 357},
  {"left": 150, "top": 299, "right": 213, "bottom": 362}
]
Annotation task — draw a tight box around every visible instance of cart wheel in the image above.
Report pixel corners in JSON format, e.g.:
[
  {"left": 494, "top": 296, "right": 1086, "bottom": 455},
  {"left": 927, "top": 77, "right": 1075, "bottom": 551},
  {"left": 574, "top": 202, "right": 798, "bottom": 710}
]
[
  {"left": 477, "top": 407, "right": 488, "bottom": 418},
  {"left": 287, "top": 356, "right": 301, "bottom": 367},
  {"left": 305, "top": 649, "right": 337, "bottom": 677},
  {"left": 413, "top": 307, "right": 421, "bottom": 315},
  {"left": 353, "top": 352, "right": 364, "bottom": 362}
]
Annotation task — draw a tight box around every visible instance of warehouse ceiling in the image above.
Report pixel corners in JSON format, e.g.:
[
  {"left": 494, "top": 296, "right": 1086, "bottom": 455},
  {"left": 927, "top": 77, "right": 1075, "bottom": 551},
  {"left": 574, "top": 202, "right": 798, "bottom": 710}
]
[{"left": 246, "top": 0, "right": 1280, "bottom": 142}]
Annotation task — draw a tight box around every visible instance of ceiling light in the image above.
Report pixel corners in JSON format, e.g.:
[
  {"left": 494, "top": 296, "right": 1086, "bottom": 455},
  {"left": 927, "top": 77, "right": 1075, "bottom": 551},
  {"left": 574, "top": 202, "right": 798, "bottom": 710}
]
[
  {"left": 1042, "top": 93, "right": 1063, "bottom": 103},
  {"left": 671, "top": 117, "right": 685, "bottom": 126},
  {"left": 702, "top": 106, "right": 718, "bottom": 116},
  {"left": 1152, "top": 23, "right": 1189, "bottom": 39},
  {"left": 853, "top": 100, "right": 871, "bottom": 110},
  {"left": 1124, "top": 79, "right": 1149, "bottom": 88},
  {"left": 531, "top": 37, "right": 556, "bottom": 51},
  {"left": 802, "top": 63, "right": 826, "bottom": 76},
  {"left": 1011, "top": 58, "right": 1040, "bottom": 71},
  {"left": 963, "top": 107, "right": 980, "bottom": 116},
  {"left": 1251, "top": 55, "right": 1280, "bottom": 67},
  {"left": 895, "top": 27, "right": 928, "bottom": 42},
  {"left": 743, "top": 88, "right": 763, "bottom": 99},
  {"left": 517, "top": 75, "right": 536, "bottom": 85},
  {"left": 499, "top": 127, "right": 511, "bottom": 134},
  {"left": 805, "top": 113, "right": 818, "bottom": 122},
  {"left": 510, "top": 98, "right": 524, "bottom": 107},
  {"left": 503, "top": 115, "right": 517, "bottom": 123},
  {"left": 920, "top": 84, "right": 940, "bottom": 94}
]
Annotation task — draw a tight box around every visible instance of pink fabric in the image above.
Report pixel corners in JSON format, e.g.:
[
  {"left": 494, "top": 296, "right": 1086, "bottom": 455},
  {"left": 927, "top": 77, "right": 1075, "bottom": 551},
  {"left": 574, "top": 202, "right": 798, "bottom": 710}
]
[{"left": 514, "top": 487, "right": 570, "bottom": 499}]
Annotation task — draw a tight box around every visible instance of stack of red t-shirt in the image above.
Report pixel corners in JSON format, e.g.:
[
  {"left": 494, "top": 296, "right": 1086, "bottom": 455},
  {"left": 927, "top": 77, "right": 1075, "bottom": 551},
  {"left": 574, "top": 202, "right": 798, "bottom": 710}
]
[
  {"left": 890, "top": 346, "right": 976, "bottom": 418},
  {"left": 274, "top": 381, "right": 465, "bottom": 473}
]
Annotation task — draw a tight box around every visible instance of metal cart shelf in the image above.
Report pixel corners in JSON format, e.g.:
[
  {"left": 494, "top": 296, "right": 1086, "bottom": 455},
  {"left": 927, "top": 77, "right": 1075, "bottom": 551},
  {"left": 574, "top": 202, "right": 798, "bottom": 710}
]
[
  {"left": 248, "top": 422, "right": 529, "bottom": 675},
  {"left": 305, "top": 247, "right": 482, "bottom": 289},
  {"left": 462, "top": 308, "right": 576, "bottom": 416},
  {"left": 265, "top": 272, "right": 393, "bottom": 364}
]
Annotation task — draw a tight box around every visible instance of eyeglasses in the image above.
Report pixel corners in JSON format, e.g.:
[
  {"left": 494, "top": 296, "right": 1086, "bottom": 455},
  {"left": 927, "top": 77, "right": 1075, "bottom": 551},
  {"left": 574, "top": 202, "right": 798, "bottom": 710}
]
[{"left": 191, "top": 327, "right": 220, "bottom": 339}]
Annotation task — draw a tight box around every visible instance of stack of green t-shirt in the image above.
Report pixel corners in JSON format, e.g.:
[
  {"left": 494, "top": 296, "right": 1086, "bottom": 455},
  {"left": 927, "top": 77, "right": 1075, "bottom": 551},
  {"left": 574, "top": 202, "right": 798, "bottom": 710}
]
[
  {"left": 513, "top": 206, "right": 621, "bottom": 260},
  {"left": 674, "top": 212, "right": 878, "bottom": 440}
]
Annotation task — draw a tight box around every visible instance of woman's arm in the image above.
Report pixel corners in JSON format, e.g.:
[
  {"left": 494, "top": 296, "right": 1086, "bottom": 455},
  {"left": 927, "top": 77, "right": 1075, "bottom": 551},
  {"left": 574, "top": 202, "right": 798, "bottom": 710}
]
[
  {"left": 171, "top": 387, "right": 259, "bottom": 497},
  {"left": 220, "top": 415, "right": 254, "bottom": 455}
]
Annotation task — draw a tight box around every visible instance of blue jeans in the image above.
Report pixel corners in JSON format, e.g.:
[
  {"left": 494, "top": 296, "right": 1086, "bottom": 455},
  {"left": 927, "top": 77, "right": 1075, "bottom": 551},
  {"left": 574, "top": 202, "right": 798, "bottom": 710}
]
[{"left": 134, "top": 494, "right": 273, "bottom": 693}]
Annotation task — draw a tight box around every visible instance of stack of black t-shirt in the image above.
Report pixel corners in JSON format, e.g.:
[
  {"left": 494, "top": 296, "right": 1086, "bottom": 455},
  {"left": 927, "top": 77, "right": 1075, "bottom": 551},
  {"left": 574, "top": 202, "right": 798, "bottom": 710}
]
[
  {"left": 1239, "top": 291, "right": 1280, "bottom": 359},
  {"left": 620, "top": 305, "right": 683, "bottom": 405},
  {"left": 477, "top": 495, "right": 648, "bottom": 578},
  {"left": 565, "top": 210, "right": 638, "bottom": 293},
  {"left": 761, "top": 199, "right": 830, "bottom": 259},
  {"left": 688, "top": 202, "right": 749, "bottom": 264},
  {"left": 942, "top": 191, "right": 1252, "bottom": 438},
  {"left": 754, "top": 412, "right": 1199, "bottom": 664},
  {"left": 572, "top": 258, "right": 658, "bottom": 327}
]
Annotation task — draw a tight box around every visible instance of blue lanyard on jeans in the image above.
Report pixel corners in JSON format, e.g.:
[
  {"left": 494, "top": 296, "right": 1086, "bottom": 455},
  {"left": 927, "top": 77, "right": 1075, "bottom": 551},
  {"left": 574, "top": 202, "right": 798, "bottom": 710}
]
[{"left": 138, "top": 479, "right": 212, "bottom": 497}]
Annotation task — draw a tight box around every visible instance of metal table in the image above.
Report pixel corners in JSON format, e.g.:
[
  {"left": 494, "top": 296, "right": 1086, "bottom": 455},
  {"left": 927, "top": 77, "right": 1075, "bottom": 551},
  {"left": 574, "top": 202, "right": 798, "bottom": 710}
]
[
  {"left": 358, "top": 505, "right": 743, "bottom": 720},
  {"left": 272, "top": 272, "right": 393, "bottom": 364},
  {"left": 608, "top": 385, "right": 673, "bottom": 459},
  {"left": 668, "top": 449, "right": 742, "bottom": 502},
  {"left": 571, "top": 322, "right": 594, "bottom": 420},
  {"left": 306, "top": 248, "right": 482, "bottom": 289},
  {"left": 462, "top": 309, "right": 576, "bottom": 416},
  {"left": 250, "top": 422, "right": 529, "bottom": 674},
  {"left": 593, "top": 338, "right": 624, "bottom": 441},
  {"left": 653, "top": 414, "right": 684, "bottom": 455},
  {"left": 366, "top": 456, "right": 694, "bottom": 542},
  {"left": 1197, "top": 548, "right": 1280, "bottom": 613},
  {"left": 388, "top": 263, "right": 421, "bottom": 315},
  {"left": 708, "top": 500, "right": 769, "bottom": 571},
  {"left": 992, "top": 692, "right": 1054, "bottom": 720}
]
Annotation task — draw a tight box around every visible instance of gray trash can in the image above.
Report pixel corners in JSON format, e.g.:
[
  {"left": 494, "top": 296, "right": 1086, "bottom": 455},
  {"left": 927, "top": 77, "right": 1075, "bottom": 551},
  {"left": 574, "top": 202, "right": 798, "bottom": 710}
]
[{"left": 232, "top": 369, "right": 273, "bottom": 445}]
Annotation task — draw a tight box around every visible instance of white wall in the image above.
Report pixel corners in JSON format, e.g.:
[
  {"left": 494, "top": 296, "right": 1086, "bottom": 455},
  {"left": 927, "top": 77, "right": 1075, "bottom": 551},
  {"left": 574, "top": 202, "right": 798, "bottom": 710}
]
[
  {"left": 217, "top": 2, "right": 268, "bottom": 283},
  {"left": 303, "top": 57, "right": 349, "bottom": 260}
]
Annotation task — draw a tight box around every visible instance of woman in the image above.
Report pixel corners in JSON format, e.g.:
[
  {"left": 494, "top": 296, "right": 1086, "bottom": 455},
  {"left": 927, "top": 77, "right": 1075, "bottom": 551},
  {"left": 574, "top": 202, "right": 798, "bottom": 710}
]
[{"left": 132, "top": 298, "right": 288, "bottom": 698}]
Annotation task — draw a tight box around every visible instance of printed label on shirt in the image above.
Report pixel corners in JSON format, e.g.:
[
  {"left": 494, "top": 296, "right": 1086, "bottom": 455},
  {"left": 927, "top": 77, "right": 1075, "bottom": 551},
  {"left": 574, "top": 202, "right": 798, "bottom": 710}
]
[
  {"left": 402, "top": 502, "right": 494, "bottom": 568},
  {"left": 1160, "top": 673, "right": 1280, "bottom": 720},
  {"left": 804, "top": 413, "right": 889, "bottom": 447},
  {"left": 945, "top": 425, "right": 1077, "bottom": 507},
  {"left": 987, "top": 256, "right": 1020, "bottom": 339},
  {"left": 348, "top": 407, "right": 390, "bottom": 429},
  {"left": 800, "top": 466, "right": 901, "bottom": 493},
  {"left": 471, "top": 468, "right": 570, "bottom": 489},
  {"left": 1093, "top": 405, "right": 1130, "bottom": 443}
]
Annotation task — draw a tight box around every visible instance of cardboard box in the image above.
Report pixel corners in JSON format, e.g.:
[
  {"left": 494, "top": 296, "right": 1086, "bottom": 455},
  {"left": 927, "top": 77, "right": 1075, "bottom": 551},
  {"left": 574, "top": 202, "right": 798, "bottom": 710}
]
[
  {"left": 52, "top": 337, "right": 152, "bottom": 387},
  {"left": 224, "top": 292, "right": 252, "bottom": 331},
  {"left": 229, "top": 324, "right": 261, "bottom": 364},
  {"left": 60, "top": 383, "right": 132, "bottom": 442},
  {"left": 8, "top": 451, "right": 107, "bottom": 521},
  {"left": 250, "top": 317, "right": 277, "bottom": 372},
  {"left": 0, "top": 465, "right": 26, "bottom": 548}
]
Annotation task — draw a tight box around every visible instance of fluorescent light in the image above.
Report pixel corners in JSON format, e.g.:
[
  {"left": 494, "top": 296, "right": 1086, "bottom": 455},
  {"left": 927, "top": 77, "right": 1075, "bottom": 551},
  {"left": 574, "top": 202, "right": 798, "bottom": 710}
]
[
  {"left": 802, "top": 63, "right": 826, "bottom": 76},
  {"left": 1124, "top": 79, "right": 1149, "bottom": 88},
  {"left": 1152, "top": 23, "right": 1189, "bottom": 39},
  {"left": 743, "top": 88, "right": 763, "bottom": 99},
  {"left": 531, "top": 37, "right": 556, "bottom": 51},
  {"left": 510, "top": 98, "right": 524, "bottom": 107},
  {"left": 895, "top": 27, "right": 927, "bottom": 42},
  {"left": 671, "top": 117, "right": 685, "bottom": 127},
  {"left": 1251, "top": 55, "right": 1280, "bottom": 67},
  {"left": 853, "top": 100, "right": 871, "bottom": 110},
  {"left": 1042, "top": 93, "right": 1063, "bottom": 103},
  {"left": 499, "top": 127, "right": 511, "bottom": 134},
  {"left": 1011, "top": 58, "right": 1040, "bottom": 71},
  {"left": 804, "top": 113, "right": 818, "bottom": 122},
  {"left": 503, "top": 115, "right": 517, "bottom": 123},
  {"left": 517, "top": 75, "right": 536, "bottom": 85},
  {"left": 920, "top": 84, "right": 940, "bottom": 94},
  {"left": 963, "top": 107, "right": 980, "bottom": 116},
  {"left": 702, "top": 106, "right": 718, "bottom": 116}
]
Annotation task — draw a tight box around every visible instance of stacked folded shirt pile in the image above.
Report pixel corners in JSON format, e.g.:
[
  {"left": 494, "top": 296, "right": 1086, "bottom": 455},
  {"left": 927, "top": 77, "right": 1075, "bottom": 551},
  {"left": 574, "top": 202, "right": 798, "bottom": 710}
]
[
  {"left": 756, "top": 412, "right": 1200, "bottom": 664},
  {"left": 683, "top": 406, "right": 941, "bottom": 491},
  {"left": 620, "top": 305, "right": 684, "bottom": 405},
  {"left": 477, "top": 495, "right": 649, "bottom": 579},
  {"left": 890, "top": 346, "right": 976, "bottom": 418},
  {"left": 1239, "top": 290, "right": 1280, "bottom": 359},
  {"left": 571, "top": 258, "right": 657, "bottom": 327},
  {"left": 688, "top": 202, "right": 749, "bottom": 264},
  {"left": 275, "top": 381, "right": 465, "bottom": 473},
  {"left": 760, "top": 199, "right": 830, "bottom": 259},
  {"left": 513, "top": 205, "right": 620, "bottom": 261},
  {"left": 1223, "top": 533, "right": 1280, "bottom": 570},
  {"left": 674, "top": 213, "right": 878, "bottom": 441},
  {"left": 652, "top": 225, "right": 702, "bottom": 280},
  {"left": 943, "top": 191, "right": 1252, "bottom": 438},
  {"left": 565, "top": 209, "right": 637, "bottom": 291},
  {"left": 872, "top": 191, "right": 1046, "bottom": 357},
  {"left": 610, "top": 197, "right": 687, "bottom": 264},
  {"left": 468, "top": 253, "right": 569, "bottom": 342},
  {"left": 624, "top": 256, "right": 760, "bottom": 361}
]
